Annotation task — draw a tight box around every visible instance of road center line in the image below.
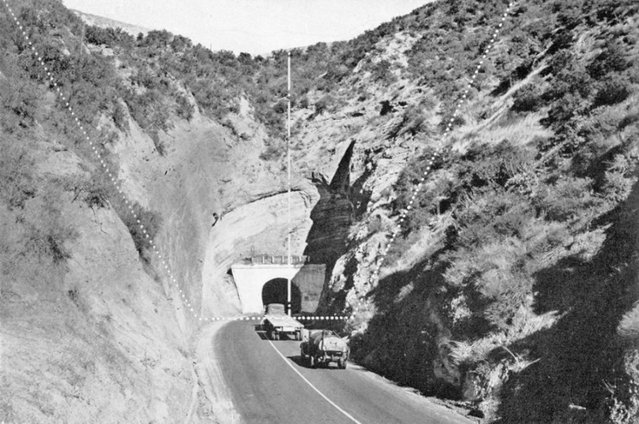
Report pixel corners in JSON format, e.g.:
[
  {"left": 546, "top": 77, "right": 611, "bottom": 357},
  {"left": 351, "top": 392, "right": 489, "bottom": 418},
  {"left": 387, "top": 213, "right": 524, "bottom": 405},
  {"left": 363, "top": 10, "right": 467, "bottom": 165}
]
[{"left": 267, "top": 340, "right": 363, "bottom": 424}]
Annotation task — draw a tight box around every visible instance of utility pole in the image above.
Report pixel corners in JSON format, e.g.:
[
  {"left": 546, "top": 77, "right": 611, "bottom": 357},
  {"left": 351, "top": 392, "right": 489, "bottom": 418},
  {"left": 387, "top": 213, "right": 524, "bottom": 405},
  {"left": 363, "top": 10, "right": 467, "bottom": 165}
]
[{"left": 286, "top": 50, "right": 292, "bottom": 316}]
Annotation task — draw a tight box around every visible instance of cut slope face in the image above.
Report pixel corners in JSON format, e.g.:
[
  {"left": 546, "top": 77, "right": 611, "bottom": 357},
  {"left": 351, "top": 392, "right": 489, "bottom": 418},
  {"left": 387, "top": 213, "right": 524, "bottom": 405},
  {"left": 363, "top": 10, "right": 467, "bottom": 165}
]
[{"left": 0, "top": 138, "right": 193, "bottom": 423}]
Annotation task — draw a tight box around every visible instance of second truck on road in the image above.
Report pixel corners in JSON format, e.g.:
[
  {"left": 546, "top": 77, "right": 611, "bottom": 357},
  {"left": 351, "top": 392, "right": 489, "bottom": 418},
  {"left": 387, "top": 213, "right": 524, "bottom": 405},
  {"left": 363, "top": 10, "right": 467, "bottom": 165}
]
[{"left": 300, "top": 329, "right": 349, "bottom": 369}]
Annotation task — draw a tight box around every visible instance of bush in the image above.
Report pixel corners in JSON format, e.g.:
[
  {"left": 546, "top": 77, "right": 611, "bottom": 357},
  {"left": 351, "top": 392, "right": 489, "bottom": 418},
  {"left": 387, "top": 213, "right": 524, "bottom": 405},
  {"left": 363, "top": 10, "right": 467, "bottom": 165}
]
[
  {"left": 587, "top": 40, "right": 630, "bottom": 80},
  {"left": 175, "top": 94, "right": 194, "bottom": 121},
  {"left": 512, "top": 83, "right": 543, "bottom": 112},
  {"left": 592, "top": 73, "right": 632, "bottom": 107},
  {"left": 0, "top": 136, "right": 36, "bottom": 209},
  {"left": 80, "top": 171, "right": 113, "bottom": 209},
  {"left": 369, "top": 59, "right": 397, "bottom": 84},
  {"left": 0, "top": 78, "right": 41, "bottom": 130},
  {"left": 601, "top": 170, "right": 633, "bottom": 204},
  {"left": 533, "top": 176, "right": 603, "bottom": 222},
  {"left": 112, "top": 101, "right": 129, "bottom": 132},
  {"left": 259, "top": 142, "right": 283, "bottom": 161},
  {"left": 84, "top": 26, "right": 124, "bottom": 47},
  {"left": 116, "top": 200, "right": 161, "bottom": 258},
  {"left": 24, "top": 184, "right": 79, "bottom": 264},
  {"left": 314, "top": 94, "right": 334, "bottom": 116}
]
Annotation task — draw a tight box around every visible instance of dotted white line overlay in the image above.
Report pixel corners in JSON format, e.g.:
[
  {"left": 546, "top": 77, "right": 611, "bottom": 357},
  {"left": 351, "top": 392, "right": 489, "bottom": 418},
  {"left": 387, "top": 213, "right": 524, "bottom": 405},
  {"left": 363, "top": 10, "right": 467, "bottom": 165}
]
[
  {"left": 349, "top": 2, "right": 516, "bottom": 320},
  {"left": 205, "top": 316, "right": 349, "bottom": 321},
  {"left": 0, "top": 0, "right": 222, "bottom": 323},
  {"left": 2, "top": 0, "right": 515, "bottom": 324},
  {"left": 2, "top": 0, "right": 352, "bottom": 324}
]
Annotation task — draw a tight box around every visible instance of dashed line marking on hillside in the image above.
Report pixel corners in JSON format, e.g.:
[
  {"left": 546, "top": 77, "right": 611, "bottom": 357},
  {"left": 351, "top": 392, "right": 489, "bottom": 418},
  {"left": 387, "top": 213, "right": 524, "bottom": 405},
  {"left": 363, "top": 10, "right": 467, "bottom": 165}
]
[
  {"left": 3, "top": 0, "right": 516, "bottom": 324},
  {"left": 350, "top": 1, "right": 518, "bottom": 321},
  {"left": 203, "top": 316, "right": 348, "bottom": 321},
  {"left": 267, "top": 339, "right": 363, "bottom": 424},
  {"left": 0, "top": 0, "right": 211, "bottom": 323}
]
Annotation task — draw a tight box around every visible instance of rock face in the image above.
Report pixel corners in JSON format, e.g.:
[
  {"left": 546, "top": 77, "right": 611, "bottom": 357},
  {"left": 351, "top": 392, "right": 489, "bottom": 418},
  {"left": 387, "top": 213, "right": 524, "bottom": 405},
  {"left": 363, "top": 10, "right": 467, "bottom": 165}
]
[{"left": 201, "top": 187, "right": 318, "bottom": 316}]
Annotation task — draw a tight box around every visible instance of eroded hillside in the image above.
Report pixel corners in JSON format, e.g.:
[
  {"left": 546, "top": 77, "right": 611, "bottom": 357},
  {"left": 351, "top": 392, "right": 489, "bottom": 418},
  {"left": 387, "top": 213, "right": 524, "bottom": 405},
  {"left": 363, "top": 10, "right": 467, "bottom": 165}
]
[{"left": 1, "top": 0, "right": 638, "bottom": 423}]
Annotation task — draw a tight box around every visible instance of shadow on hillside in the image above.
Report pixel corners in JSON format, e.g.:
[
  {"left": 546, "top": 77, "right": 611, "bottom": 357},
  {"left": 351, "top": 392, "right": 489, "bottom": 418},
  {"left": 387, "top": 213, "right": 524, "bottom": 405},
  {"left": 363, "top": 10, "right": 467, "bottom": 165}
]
[
  {"left": 346, "top": 179, "right": 639, "bottom": 419},
  {"left": 303, "top": 140, "right": 373, "bottom": 314},
  {"left": 348, "top": 254, "right": 461, "bottom": 398},
  {"left": 495, "top": 181, "right": 639, "bottom": 423}
]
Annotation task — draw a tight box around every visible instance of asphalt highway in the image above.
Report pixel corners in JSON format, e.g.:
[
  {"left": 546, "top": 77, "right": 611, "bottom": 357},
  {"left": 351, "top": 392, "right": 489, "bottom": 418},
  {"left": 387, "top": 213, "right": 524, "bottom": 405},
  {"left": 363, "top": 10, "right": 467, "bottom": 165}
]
[{"left": 214, "top": 320, "right": 474, "bottom": 424}]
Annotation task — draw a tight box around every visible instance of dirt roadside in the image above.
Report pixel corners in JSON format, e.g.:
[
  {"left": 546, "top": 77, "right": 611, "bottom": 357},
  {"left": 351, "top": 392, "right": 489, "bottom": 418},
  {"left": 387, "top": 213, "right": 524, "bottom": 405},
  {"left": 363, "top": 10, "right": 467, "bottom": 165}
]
[{"left": 190, "top": 322, "right": 242, "bottom": 424}]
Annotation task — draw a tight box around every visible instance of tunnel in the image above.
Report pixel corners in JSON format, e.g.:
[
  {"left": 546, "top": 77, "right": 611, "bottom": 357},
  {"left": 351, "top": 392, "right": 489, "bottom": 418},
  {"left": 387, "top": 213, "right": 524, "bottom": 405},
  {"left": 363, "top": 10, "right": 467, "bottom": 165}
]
[{"left": 261, "top": 278, "right": 302, "bottom": 314}]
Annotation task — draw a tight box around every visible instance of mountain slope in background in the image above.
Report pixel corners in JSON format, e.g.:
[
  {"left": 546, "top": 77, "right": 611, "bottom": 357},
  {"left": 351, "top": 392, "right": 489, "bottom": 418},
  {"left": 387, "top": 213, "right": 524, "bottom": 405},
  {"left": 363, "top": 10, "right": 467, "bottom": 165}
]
[
  {"left": 0, "top": 0, "right": 638, "bottom": 423},
  {"left": 71, "top": 9, "right": 150, "bottom": 38}
]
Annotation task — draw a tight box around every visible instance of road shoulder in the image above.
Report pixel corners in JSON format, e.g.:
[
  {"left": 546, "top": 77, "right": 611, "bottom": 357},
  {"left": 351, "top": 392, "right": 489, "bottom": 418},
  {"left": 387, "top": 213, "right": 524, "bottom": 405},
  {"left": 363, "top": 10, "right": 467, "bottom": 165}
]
[{"left": 193, "top": 322, "right": 242, "bottom": 424}]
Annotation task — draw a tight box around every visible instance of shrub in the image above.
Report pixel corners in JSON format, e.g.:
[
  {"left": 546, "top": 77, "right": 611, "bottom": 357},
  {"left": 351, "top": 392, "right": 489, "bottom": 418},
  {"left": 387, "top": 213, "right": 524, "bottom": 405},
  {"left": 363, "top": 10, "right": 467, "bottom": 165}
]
[
  {"left": 512, "top": 83, "right": 543, "bottom": 112},
  {"left": 592, "top": 73, "right": 632, "bottom": 107},
  {"left": 259, "top": 143, "right": 283, "bottom": 161},
  {"left": 81, "top": 171, "right": 113, "bottom": 209},
  {"left": 369, "top": 59, "right": 397, "bottom": 84},
  {"left": 314, "top": 94, "right": 335, "bottom": 116},
  {"left": 175, "top": 93, "right": 194, "bottom": 121},
  {"left": 123, "top": 89, "right": 170, "bottom": 133},
  {"left": 392, "top": 105, "right": 428, "bottom": 138},
  {"left": 588, "top": 40, "right": 631, "bottom": 80},
  {"left": 116, "top": 200, "right": 161, "bottom": 258},
  {"left": 112, "top": 101, "right": 129, "bottom": 132},
  {"left": 601, "top": 170, "right": 633, "bottom": 204},
  {"left": 533, "top": 176, "right": 603, "bottom": 222},
  {"left": 0, "top": 135, "right": 36, "bottom": 209},
  {"left": 170, "top": 35, "right": 192, "bottom": 52},
  {"left": 85, "top": 26, "right": 119, "bottom": 46},
  {"left": 140, "top": 30, "right": 172, "bottom": 49},
  {"left": 443, "top": 239, "right": 533, "bottom": 331},
  {"left": 24, "top": 184, "right": 79, "bottom": 264},
  {"left": 0, "top": 78, "right": 41, "bottom": 130}
]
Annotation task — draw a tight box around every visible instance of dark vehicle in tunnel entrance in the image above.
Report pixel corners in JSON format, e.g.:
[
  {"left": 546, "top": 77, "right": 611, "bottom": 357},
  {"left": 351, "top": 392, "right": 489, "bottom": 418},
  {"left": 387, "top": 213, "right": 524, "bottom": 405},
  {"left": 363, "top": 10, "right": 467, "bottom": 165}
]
[{"left": 261, "top": 278, "right": 302, "bottom": 314}]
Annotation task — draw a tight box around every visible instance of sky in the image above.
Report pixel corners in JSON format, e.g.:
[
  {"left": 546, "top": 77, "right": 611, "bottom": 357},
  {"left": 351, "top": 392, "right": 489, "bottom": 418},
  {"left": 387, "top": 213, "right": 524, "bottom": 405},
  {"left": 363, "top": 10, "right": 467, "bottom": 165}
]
[{"left": 62, "top": 0, "right": 431, "bottom": 55}]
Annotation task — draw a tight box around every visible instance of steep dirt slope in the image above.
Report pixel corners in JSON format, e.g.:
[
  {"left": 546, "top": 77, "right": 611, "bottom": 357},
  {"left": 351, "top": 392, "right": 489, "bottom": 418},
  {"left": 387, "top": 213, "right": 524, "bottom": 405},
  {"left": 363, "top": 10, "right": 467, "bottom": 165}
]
[{"left": 0, "top": 137, "right": 194, "bottom": 423}]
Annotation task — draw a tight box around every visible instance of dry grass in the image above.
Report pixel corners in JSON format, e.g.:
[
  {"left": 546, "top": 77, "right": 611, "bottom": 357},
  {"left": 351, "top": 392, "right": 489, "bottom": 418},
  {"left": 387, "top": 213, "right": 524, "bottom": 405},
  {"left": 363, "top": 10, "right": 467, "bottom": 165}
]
[
  {"left": 618, "top": 302, "right": 639, "bottom": 341},
  {"left": 448, "top": 308, "right": 560, "bottom": 366}
]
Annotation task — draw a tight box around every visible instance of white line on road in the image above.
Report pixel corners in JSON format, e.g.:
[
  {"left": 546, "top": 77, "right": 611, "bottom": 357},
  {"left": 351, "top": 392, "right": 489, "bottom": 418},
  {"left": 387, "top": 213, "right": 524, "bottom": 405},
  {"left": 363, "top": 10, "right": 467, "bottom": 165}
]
[{"left": 267, "top": 340, "right": 363, "bottom": 424}]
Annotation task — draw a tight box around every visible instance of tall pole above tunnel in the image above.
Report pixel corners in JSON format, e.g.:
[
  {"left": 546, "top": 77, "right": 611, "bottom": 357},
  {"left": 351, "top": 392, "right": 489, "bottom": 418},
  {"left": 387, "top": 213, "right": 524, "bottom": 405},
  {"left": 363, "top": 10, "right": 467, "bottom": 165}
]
[{"left": 287, "top": 50, "right": 292, "bottom": 316}]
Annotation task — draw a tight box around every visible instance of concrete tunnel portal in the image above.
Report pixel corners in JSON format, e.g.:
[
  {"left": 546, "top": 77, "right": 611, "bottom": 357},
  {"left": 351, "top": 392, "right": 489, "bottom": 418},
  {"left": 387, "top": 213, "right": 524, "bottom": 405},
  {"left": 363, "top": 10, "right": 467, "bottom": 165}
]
[{"left": 230, "top": 258, "right": 326, "bottom": 314}]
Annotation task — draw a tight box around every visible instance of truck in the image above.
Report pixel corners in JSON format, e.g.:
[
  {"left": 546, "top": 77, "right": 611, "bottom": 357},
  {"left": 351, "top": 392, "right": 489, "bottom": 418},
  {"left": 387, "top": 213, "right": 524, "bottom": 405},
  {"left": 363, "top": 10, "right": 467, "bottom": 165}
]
[
  {"left": 300, "top": 329, "right": 349, "bottom": 369},
  {"left": 261, "top": 303, "right": 304, "bottom": 340}
]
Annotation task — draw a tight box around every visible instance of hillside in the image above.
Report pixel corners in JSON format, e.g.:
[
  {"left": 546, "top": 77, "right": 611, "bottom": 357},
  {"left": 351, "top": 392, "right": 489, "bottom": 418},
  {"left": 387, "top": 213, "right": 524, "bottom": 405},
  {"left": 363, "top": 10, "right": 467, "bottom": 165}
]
[
  {"left": 0, "top": 0, "right": 638, "bottom": 423},
  {"left": 70, "top": 9, "right": 150, "bottom": 38}
]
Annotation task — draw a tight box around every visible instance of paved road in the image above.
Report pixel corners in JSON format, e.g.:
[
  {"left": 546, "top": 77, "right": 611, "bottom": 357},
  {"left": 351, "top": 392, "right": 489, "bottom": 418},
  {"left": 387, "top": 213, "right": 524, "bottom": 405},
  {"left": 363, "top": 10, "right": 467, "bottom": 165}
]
[{"left": 214, "top": 320, "right": 474, "bottom": 424}]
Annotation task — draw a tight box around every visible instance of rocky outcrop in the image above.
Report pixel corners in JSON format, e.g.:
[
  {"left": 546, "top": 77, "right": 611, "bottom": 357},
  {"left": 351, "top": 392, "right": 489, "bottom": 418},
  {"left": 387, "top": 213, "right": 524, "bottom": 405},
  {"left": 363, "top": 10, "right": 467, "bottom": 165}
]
[{"left": 201, "top": 186, "right": 318, "bottom": 316}]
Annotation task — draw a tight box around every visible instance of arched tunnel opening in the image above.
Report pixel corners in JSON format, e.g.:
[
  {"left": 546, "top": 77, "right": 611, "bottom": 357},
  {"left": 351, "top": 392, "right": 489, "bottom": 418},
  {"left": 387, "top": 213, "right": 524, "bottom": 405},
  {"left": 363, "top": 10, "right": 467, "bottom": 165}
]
[{"left": 262, "top": 278, "right": 302, "bottom": 314}]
